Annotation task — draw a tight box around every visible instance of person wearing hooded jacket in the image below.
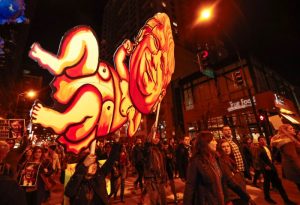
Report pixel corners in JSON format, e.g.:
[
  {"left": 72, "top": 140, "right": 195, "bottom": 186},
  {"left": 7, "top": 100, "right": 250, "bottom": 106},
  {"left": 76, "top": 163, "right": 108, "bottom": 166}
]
[
  {"left": 271, "top": 124, "right": 300, "bottom": 191},
  {"left": 64, "top": 137, "right": 121, "bottom": 205}
]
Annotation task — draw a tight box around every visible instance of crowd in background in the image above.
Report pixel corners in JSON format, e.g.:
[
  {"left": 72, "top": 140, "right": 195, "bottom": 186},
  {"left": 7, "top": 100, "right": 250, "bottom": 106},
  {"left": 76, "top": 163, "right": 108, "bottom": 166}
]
[{"left": 0, "top": 123, "right": 300, "bottom": 205}]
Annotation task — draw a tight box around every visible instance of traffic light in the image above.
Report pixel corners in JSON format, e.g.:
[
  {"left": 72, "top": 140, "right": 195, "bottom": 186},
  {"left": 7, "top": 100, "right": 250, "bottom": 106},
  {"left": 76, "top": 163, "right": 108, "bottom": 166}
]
[
  {"left": 197, "top": 49, "right": 209, "bottom": 72},
  {"left": 258, "top": 110, "right": 267, "bottom": 123},
  {"left": 233, "top": 70, "right": 244, "bottom": 86},
  {"left": 259, "top": 114, "right": 265, "bottom": 121}
]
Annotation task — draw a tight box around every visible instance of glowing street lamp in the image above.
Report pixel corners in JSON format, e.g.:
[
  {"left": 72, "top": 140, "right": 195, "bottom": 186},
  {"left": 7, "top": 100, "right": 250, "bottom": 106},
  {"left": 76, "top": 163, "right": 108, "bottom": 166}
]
[
  {"left": 26, "top": 90, "right": 37, "bottom": 98},
  {"left": 194, "top": 5, "right": 215, "bottom": 26},
  {"left": 194, "top": 4, "right": 263, "bottom": 136},
  {"left": 15, "top": 90, "right": 37, "bottom": 116},
  {"left": 200, "top": 8, "right": 212, "bottom": 21}
]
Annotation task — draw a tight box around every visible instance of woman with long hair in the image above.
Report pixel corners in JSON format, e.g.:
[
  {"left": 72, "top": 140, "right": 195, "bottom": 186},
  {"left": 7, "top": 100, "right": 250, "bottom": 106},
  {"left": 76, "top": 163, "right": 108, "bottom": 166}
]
[
  {"left": 19, "top": 146, "right": 53, "bottom": 205},
  {"left": 183, "top": 131, "right": 255, "bottom": 205},
  {"left": 271, "top": 124, "right": 300, "bottom": 191},
  {"left": 218, "top": 139, "right": 248, "bottom": 205},
  {"left": 17, "top": 147, "right": 33, "bottom": 173}
]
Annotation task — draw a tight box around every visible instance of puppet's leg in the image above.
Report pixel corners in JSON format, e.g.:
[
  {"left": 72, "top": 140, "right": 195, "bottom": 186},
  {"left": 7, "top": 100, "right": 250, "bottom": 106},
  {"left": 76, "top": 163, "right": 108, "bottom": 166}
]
[
  {"left": 29, "top": 26, "right": 99, "bottom": 77},
  {"left": 127, "top": 107, "right": 142, "bottom": 137},
  {"left": 31, "top": 87, "right": 101, "bottom": 141}
]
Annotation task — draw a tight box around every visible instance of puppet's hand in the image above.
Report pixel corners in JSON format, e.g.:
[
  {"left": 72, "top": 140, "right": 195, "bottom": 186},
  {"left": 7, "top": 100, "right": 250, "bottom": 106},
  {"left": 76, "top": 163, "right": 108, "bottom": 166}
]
[
  {"left": 83, "top": 154, "right": 96, "bottom": 167},
  {"left": 122, "top": 39, "right": 134, "bottom": 55}
]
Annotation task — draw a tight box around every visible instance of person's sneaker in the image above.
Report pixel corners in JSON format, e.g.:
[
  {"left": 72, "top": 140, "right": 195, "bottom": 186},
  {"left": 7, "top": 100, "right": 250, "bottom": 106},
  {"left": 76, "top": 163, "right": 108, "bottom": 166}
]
[
  {"left": 265, "top": 198, "right": 277, "bottom": 204},
  {"left": 284, "top": 200, "right": 297, "bottom": 205}
]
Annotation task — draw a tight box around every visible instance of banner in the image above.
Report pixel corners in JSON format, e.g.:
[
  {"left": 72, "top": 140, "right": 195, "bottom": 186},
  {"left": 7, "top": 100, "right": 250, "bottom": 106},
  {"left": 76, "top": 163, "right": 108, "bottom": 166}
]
[
  {"left": 18, "top": 162, "right": 41, "bottom": 187},
  {"left": 0, "top": 119, "right": 25, "bottom": 140}
]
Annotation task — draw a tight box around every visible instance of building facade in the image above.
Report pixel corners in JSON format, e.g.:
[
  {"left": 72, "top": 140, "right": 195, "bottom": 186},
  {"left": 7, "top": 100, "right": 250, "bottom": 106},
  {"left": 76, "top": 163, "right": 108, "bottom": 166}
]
[
  {"left": 101, "top": 0, "right": 181, "bottom": 62},
  {"left": 174, "top": 57, "right": 300, "bottom": 141},
  {"left": 100, "top": 0, "right": 300, "bottom": 141}
]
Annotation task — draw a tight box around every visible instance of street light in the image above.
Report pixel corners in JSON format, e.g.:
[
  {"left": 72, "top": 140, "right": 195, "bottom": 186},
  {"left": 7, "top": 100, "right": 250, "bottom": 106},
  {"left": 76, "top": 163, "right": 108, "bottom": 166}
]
[
  {"left": 195, "top": 5, "right": 263, "bottom": 136},
  {"left": 26, "top": 90, "right": 36, "bottom": 98},
  {"left": 15, "top": 90, "right": 37, "bottom": 116},
  {"left": 199, "top": 8, "right": 212, "bottom": 21},
  {"left": 193, "top": 2, "right": 220, "bottom": 26}
]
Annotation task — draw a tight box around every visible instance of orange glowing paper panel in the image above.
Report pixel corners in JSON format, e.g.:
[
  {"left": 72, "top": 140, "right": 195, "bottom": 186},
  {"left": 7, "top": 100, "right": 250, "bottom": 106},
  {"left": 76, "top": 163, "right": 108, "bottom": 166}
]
[{"left": 28, "top": 13, "right": 175, "bottom": 153}]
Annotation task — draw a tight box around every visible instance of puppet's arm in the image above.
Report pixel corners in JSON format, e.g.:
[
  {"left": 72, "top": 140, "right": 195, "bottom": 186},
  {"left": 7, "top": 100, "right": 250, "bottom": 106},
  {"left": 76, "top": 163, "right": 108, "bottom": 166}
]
[{"left": 114, "top": 39, "right": 133, "bottom": 81}]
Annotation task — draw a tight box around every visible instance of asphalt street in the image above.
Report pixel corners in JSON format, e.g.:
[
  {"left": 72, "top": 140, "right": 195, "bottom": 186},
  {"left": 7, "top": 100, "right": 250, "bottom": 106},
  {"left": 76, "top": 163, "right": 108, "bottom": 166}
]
[{"left": 44, "top": 165, "right": 300, "bottom": 205}]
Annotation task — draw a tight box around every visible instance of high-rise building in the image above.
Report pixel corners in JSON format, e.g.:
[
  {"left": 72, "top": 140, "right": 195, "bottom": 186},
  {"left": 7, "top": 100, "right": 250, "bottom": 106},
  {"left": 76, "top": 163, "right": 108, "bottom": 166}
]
[
  {"left": 101, "top": 0, "right": 200, "bottom": 138},
  {"left": 101, "top": 0, "right": 181, "bottom": 62}
]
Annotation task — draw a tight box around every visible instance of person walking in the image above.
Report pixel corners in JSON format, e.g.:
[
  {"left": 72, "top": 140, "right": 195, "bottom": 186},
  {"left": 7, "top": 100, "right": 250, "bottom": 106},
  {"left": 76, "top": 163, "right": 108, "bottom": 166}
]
[
  {"left": 64, "top": 137, "right": 121, "bottom": 205},
  {"left": 183, "top": 131, "right": 255, "bottom": 205},
  {"left": 218, "top": 139, "right": 248, "bottom": 205},
  {"left": 132, "top": 137, "right": 144, "bottom": 192},
  {"left": 18, "top": 146, "right": 53, "bottom": 205},
  {"left": 162, "top": 141, "right": 178, "bottom": 203},
  {"left": 119, "top": 144, "right": 129, "bottom": 202},
  {"left": 0, "top": 141, "right": 27, "bottom": 205},
  {"left": 222, "top": 126, "right": 248, "bottom": 177},
  {"left": 142, "top": 129, "right": 167, "bottom": 205},
  {"left": 176, "top": 135, "right": 191, "bottom": 181},
  {"left": 258, "top": 136, "right": 296, "bottom": 205},
  {"left": 271, "top": 124, "right": 300, "bottom": 191}
]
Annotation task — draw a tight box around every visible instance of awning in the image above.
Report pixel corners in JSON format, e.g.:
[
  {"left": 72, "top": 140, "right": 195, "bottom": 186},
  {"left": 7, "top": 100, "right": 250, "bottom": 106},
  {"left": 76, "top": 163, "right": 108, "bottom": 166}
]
[
  {"left": 280, "top": 113, "right": 300, "bottom": 125},
  {"left": 268, "top": 115, "right": 283, "bottom": 130},
  {"left": 255, "top": 91, "right": 298, "bottom": 114}
]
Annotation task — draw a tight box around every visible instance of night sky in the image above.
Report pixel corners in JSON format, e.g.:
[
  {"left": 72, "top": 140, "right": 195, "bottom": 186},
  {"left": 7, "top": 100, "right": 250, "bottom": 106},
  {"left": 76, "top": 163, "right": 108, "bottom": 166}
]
[
  {"left": 24, "top": 0, "right": 300, "bottom": 87},
  {"left": 238, "top": 0, "right": 299, "bottom": 86}
]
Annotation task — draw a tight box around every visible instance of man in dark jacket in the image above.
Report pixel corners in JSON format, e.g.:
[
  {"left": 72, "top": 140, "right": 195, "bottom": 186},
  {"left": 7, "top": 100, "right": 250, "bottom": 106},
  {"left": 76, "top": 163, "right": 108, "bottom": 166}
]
[
  {"left": 64, "top": 139, "right": 121, "bottom": 205},
  {"left": 0, "top": 141, "right": 27, "bottom": 205},
  {"left": 258, "top": 136, "right": 296, "bottom": 205},
  {"left": 142, "top": 128, "right": 167, "bottom": 205},
  {"left": 5, "top": 135, "right": 28, "bottom": 179},
  {"left": 175, "top": 135, "right": 190, "bottom": 181},
  {"left": 132, "top": 137, "right": 144, "bottom": 191}
]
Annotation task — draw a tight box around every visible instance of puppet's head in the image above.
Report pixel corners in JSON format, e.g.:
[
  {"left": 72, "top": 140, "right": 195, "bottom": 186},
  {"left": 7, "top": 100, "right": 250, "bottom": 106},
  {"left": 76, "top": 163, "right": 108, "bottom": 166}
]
[{"left": 129, "top": 13, "right": 175, "bottom": 114}]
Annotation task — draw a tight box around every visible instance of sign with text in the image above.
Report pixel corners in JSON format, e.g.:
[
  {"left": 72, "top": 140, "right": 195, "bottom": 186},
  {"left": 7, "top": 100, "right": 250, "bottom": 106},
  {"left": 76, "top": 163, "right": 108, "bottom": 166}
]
[
  {"left": 19, "top": 162, "right": 41, "bottom": 187},
  {"left": 0, "top": 119, "right": 25, "bottom": 139},
  {"left": 227, "top": 97, "right": 256, "bottom": 112}
]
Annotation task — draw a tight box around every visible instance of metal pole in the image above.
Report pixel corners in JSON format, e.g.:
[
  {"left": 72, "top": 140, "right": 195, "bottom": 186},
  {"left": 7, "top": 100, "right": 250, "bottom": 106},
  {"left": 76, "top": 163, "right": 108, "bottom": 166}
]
[
  {"left": 153, "top": 103, "right": 161, "bottom": 139},
  {"left": 14, "top": 94, "right": 21, "bottom": 116},
  {"left": 222, "top": 32, "right": 263, "bottom": 135}
]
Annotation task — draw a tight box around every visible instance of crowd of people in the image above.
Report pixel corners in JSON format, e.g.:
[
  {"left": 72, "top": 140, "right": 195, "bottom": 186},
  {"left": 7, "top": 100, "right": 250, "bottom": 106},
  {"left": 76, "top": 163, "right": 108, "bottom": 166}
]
[{"left": 0, "top": 123, "right": 300, "bottom": 205}]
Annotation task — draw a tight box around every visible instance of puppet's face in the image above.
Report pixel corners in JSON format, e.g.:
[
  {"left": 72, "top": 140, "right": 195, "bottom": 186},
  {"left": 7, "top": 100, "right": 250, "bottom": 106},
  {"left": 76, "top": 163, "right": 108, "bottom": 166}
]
[{"left": 129, "top": 13, "right": 175, "bottom": 114}]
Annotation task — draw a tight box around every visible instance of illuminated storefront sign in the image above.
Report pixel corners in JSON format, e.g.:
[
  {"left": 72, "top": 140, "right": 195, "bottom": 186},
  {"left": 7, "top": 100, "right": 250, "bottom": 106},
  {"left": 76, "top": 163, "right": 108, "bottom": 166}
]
[
  {"left": 274, "top": 93, "right": 284, "bottom": 105},
  {"left": 227, "top": 97, "right": 256, "bottom": 112}
]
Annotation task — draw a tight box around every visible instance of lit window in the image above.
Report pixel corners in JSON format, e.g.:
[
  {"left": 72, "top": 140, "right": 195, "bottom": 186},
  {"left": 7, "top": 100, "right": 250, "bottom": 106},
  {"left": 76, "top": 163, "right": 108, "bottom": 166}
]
[{"left": 184, "top": 87, "right": 194, "bottom": 110}]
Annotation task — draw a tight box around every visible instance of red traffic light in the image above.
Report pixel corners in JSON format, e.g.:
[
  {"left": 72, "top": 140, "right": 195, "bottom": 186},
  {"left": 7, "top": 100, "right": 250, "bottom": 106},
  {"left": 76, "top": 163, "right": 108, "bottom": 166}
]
[
  {"left": 234, "top": 70, "right": 243, "bottom": 85},
  {"left": 259, "top": 115, "right": 265, "bottom": 121},
  {"left": 200, "top": 50, "right": 209, "bottom": 59}
]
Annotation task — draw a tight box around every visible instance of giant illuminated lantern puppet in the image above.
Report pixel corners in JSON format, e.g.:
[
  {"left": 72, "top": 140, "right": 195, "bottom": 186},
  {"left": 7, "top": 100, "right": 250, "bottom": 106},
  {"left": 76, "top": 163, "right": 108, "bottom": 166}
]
[{"left": 29, "top": 13, "right": 175, "bottom": 153}]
